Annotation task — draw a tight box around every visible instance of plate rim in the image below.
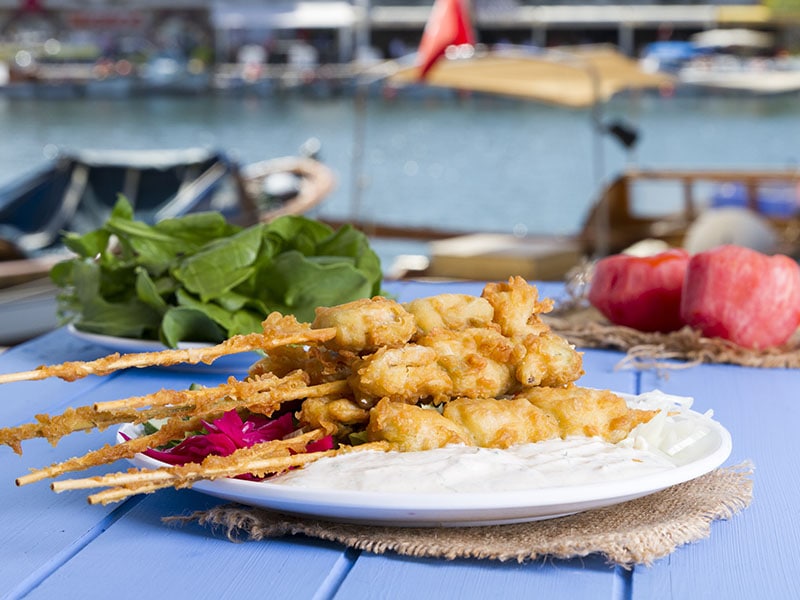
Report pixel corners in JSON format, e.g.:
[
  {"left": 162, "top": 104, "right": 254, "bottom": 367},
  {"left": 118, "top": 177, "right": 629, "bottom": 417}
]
[{"left": 67, "top": 323, "right": 212, "bottom": 351}]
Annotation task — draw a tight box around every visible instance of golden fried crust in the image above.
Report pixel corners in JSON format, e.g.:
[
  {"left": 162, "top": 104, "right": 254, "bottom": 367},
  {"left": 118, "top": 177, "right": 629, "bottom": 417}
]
[
  {"left": 297, "top": 397, "right": 369, "bottom": 436},
  {"left": 442, "top": 397, "right": 560, "bottom": 448},
  {"left": 417, "top": 327, "right": 516, "bottom": 399},
  {"left": 514, "top": 331, "right": 584, "bottom": 388},
  {"left": 312, "top": 296, "right": 416, "bottom": 353},
  {"left": 348, "top": 345, "right": 452, "bottom": 406},
  {"left": 481, "top": 276, "right": 554, "bottom": 338},
  {"left": 403, "top": 294, "right": 495, "bottom": 337},
  {"left": 518, "top": 386, "right": 657, "bottom": 444},
  {"left": 248, "top": 346, "right": 350, "bottom": 384},
  {"left": 366, "top": 398, "right": 473, "bottom": 452}
]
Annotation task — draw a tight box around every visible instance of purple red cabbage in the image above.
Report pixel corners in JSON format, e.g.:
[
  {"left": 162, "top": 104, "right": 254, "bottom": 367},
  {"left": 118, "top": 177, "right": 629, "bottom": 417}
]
[{"left": 140, "top": 411, "right": 333, "bottom": 478}]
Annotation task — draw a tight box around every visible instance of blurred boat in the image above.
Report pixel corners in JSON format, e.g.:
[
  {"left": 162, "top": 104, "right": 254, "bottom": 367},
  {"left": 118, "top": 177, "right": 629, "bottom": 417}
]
[
  {"left": 370, "top": 167, "right": 800, "bottom": 281},
  {"left": 640, "top": 29, "right": 800, "bottom": 95},
  {"left": 0, "top": 146, "right": 335, "bottom": 344},
  {"left": 677, "top": 58, "right": 800, "bottom": 95},
  {"left": 580, "top": 168, "right": 800, "bottom": 256},
  {"left": 136, "top": 54, "right": 212, "bottom": 95}
]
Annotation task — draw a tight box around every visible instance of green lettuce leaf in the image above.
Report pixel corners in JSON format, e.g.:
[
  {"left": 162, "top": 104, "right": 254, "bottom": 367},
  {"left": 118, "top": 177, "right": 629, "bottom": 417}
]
[{"left": 52, "top": 199, "right": 383, "bottom": 347}]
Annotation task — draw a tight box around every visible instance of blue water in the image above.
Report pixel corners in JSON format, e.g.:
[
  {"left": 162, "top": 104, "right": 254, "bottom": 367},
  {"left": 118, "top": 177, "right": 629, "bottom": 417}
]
[{"left": 2, "top": 90, "right": 800, "bottom": 266}]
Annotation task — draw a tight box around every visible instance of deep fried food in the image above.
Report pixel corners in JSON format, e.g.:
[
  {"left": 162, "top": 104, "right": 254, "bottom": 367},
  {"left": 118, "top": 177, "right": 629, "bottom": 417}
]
[
  {"left": 312, "top": 296, "right": 416, "bottom": 353},
  {"left": 248, "top": 345, "right": 350, "bottom": 384},
  {"left": 518, "top": 385, "right": 657, "bottom": 444},
  {"left": 348, "top": 345, "right": 452, "bottom": 406},
  {"left": 442, "top": 397, "right": 560, "bottom": 448},
  {"left": 481, "top": 276, "right": 584, "bottom": 388},
  {"left": 481, "top": 275, "right": 554, "bottom": 338},
  {"left": 297, "top": 396, "right": 369, "bottom": 437},
  {"left": 417, "top": 327, "right": 516, "bottom": 398},
  {"left": 403, "top": 294, "right": 494, "bottom": 336},
  {"left": 366, "top": 398, "right": 473, "bottom": 452},
  {"left": 513, "top": 331, "right": 585, "bottom": 387}
]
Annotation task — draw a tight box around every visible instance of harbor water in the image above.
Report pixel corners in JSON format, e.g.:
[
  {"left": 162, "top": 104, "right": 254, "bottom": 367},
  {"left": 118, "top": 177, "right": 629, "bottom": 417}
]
[{"left": 2, "top": 90, "right": 800, "bottom": 269}]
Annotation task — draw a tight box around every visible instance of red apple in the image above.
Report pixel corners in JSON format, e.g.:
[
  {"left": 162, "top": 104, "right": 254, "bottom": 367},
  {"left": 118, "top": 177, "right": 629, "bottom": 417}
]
[
  {"left": 588, "top": 249, "right": 690, "bottom": 333},
  {"left": 680, "top": 245, "right": 800, "bottom": 349}
]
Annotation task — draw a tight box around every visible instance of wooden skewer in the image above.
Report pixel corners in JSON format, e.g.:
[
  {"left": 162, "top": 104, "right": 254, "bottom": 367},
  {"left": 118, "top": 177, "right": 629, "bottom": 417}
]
[
  {"left": 87, "top": 482, "right": 167, "bottom": 504},
  {"left": 15, "top": 414, "right": 210, "bottom": 486},
  {"left": 0, "top": 341, "right": 258, "bottom": 385},
  {"left": 57, "top": 451, "right": 331, "bottom": 493},
  {"left": 53, "top": 431, "right": 328, "bottom": 493},
  {"left": 93, "top": 378, "right": 349, "bottom": 413},
  {"left": 63, "top": 441, "right": 393, "bottom": 503},
  {"left": 82, "top": 451, "right": 338, "bottom": 505},
  {"left": 82, "top": 448, "right": 340, "bottom": 505},
  {"left": 92, "top": 372, "right": 295, "bottom": 412},
  {"left": 0, "top": 324, "right": 336, "bottom": 385}
]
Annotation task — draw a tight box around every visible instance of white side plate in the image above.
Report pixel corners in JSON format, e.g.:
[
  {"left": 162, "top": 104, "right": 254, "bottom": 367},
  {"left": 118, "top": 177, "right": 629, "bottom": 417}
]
[{"left": 119, "top": 391, "right": 733, "bottom": 526}]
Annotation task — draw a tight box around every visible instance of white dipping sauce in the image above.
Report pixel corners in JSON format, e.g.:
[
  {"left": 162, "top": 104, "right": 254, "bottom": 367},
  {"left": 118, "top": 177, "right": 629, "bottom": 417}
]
[
  {"left": 272, "top": 390, "right": 714, "bottom": 494},
  {"left": 274, "top": 438, "right": 675, "bottom": 493}
]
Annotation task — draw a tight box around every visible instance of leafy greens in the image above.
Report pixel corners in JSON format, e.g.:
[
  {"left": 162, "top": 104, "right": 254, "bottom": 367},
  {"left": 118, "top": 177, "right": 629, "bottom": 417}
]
[{"left": 51, "top": 197, "right": 383, "bottom": 347}]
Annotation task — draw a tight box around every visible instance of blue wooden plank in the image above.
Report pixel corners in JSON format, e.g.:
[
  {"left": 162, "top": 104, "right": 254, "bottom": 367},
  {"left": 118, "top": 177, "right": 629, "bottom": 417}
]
[
  {"left": 633, "top": 363, "right": 800, "bottom": 599},
  {"left": 18, "top": 488, "right": 349, "bottom": 600},
  {"left": 0, "top": 346, "right": 237, "bottom": 596},
  {"left": 334, "top": 552, "right": 622, "bottom": 600},
  {"left": 0, "top": 434, "right": 124, "bottom": 597}
]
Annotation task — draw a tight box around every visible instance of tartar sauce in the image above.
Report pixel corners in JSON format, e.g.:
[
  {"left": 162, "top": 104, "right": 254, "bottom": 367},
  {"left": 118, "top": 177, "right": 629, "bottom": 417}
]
[{"left": 273, "top": 437, "right": 676, "bottom": 494}]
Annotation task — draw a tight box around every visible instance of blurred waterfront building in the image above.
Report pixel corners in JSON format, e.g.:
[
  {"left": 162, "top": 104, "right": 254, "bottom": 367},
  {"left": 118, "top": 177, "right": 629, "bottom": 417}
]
[
  {"left": 0, "top": 0, "right": 786, "bottom": 78},
  {"left": 368, "top": 0, "right": 776, "bottom": 58}
]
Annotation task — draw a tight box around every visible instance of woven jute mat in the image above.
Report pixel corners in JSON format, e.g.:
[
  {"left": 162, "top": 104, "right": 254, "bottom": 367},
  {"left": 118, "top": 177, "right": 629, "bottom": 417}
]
[{"left": 171, "top": 462, "right": 753, "bottom": 567}]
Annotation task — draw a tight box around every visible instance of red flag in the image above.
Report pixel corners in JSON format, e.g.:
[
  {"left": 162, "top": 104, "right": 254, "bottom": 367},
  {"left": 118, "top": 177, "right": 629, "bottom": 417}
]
[
  {"left": 22, "top": 0, "right": 44, "bottom": 11},
  {"left": 416, "top": 0, "right": 475, "bottom": 79}
]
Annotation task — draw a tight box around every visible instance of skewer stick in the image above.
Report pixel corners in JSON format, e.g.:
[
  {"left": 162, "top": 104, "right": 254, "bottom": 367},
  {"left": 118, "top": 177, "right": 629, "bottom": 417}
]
[
  {"left": 85, "top": 451, "right": 338, "bottom": 505},
  {"left": 15, "top": 414, "right": 210, "bottom": 486},
  {"left": 87, "top": 482, "right": 166, "bottom": 504},
  {"left": 94, "top": 377, "right": 349, "bottom": 413},
  {"left": 63, "top": 441, "right": 392, "bottom": 504},
  {"left": 92, "top": 372, "right": 298, "bottom": 412},
  {"left": 59, "top": 451, "right": 332, "bottom": 493},
  {"left": 0, "top": 324, "right": 336, "bottom": 385},
  {"left": 52, "top": 430, "right": 326, "bottom": 493}
]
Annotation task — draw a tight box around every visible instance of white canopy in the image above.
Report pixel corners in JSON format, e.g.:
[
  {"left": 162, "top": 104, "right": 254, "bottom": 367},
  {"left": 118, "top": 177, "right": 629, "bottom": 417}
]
[
  {"left": 390, "top": 45, "right": 674, "bottom": 109},
  {"left": 690, "top": 28, "right": 775, "bottom": 50},
  {"left": 211, "top": 2, "right": 358, "bottom": 30}
]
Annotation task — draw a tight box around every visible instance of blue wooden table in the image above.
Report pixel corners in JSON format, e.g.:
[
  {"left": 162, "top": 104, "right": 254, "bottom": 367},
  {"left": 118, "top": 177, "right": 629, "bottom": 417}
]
[{"left": 1, "top": 280, "right": 797, "bottom": 600}]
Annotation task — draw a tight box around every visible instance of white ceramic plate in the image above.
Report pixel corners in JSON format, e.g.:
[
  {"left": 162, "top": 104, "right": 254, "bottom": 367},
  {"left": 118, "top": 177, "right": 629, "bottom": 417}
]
[
  {"left": 118, "top": 391, "right": 733, "bottom": 527},
  {"left": 67, "top": 324, "right": 259, "bottom": 373}
]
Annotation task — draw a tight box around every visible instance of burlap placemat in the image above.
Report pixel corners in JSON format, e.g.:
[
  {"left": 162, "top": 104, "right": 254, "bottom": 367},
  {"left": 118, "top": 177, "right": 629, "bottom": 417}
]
[{"left": 171, "top": 462, "right": 752, "bottom": 567}]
